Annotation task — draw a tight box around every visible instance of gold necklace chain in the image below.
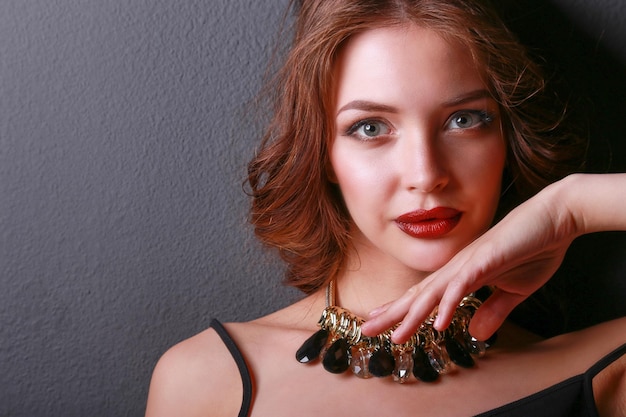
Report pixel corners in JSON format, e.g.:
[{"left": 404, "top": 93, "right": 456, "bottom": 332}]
[{"left": 296, "top": 280, "right": 492, "bottom": 383}]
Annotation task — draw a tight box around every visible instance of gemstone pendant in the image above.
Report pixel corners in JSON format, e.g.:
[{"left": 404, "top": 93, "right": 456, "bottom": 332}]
[
  {"left": 392, "top": 350, "right": 413, "bottom": 383},
  {"left": 296, "top": 329, "right": 329, "bottom": 363},
  {"left": 427, "top": 342, "right": 452, "bottom": 374},
  {"left": 369, "top": 346, "right": 395, "bottom": 377},
  {"left": 445, "top": 337, "right": 474, "bottom": 368},
  {"left": 485, "top": 331, "right": 498, "bottom": 349},
  {"left": 464, "top": 332, "right": 486, "bottom": 357},
  {"left": 412, "top": 346, "right": 439, "bottom": 382},
  {"left": 322, "top": 338, "right": 351, "bottom": 374},
  {"left": 350, "top": 345, "right": 373, "bottom": 379}
]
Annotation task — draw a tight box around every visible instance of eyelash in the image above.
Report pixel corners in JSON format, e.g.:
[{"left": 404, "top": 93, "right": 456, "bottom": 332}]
[
  {"left": 447, "top": 110, "right": 495, "bottom": 130},
  {"left": 345, "top": 118, "right": 390, "bottom": 140},
  {"left": 343, "top": 109, "right": 496, "bottom": 141}
]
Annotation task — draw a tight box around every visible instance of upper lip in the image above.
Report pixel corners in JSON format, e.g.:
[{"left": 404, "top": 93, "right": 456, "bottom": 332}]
[{"left": 396, "top": 207, "right": 461, "bottom": 223}]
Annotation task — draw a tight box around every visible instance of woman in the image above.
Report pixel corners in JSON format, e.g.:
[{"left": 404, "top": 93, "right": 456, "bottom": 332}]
[{"left": 145, "top": 1, "right": 626, "bottom": 416}]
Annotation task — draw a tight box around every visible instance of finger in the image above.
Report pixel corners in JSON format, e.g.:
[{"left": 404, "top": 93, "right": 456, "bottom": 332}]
[
  {"left": 433, "top": 278, "right": 472, "bottom": 331},
  {"left": 368, "top": 301, "right": 392, "bottom": 318},
  {"left": 432, "top": 257, "right": 491, "bottom": 330},
  {"left": 389, "top": 289, "right": 443, "bottom": 343},
  {"left": 468, "top": 290, "right": 526, "bottom": 340},
  {"left": 361, "top": 286, "right": 420, "bottom": 336}
]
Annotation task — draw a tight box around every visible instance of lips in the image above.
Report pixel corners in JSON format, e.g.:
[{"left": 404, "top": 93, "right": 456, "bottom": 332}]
[{"left": 395, "top": 207, "right": 462, "bottom": 239}]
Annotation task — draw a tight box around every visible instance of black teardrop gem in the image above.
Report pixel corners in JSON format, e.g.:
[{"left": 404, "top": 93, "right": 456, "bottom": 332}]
[
  {"left": 445, "top": 337, "right": 474, "bottom": 368},
  {"left": 368, "top": 346, "right": 395, "bottom": 377},
  {"left": 485, "top": 331, "right": 498, "bottom": 349},
  {"left": 322, "top": 338, "right": 350, "bottom": 374},
  {"left": 474, "top": 286, "right": 493, "bottom": 302},
  {"left": 296, "top": 329, "right": 329, "bottom": 363},
  {"left": 412, "top": 346, "right": 439, "bottom": 382}
]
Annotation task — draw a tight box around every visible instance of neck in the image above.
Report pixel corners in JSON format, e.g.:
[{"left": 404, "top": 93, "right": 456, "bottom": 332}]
[{"left": 334, "top": 262, "right": 430, "bottom": 318}]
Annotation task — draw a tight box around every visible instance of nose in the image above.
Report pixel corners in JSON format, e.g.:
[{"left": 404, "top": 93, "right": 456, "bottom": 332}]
[{"left": 398, "top": 133, "right": 449, "bottom": 193}]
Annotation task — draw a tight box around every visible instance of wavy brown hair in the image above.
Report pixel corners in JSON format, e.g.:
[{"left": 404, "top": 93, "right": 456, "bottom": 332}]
[{"left": 247, "top": 0, "right": 585, "bottom": 294}]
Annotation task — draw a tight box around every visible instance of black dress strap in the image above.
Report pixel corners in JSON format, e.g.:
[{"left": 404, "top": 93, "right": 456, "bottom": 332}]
[
  {"left": 474, "top": 342, "right": 626, "bottom": 417},
  {"left": 210, "top": 319, "right": 253, "bottom": 417},
  {"left": 582, "top": 342, "right": 626, "bottom": 416}
]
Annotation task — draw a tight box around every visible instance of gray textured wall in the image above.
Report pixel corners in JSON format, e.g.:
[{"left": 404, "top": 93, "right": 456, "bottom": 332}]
[
  {"left": 0, "top": 1, "right": 624, "bottom": 416},
  {"left": 1, "top": 1, "right": 296, "bottom": 416}
]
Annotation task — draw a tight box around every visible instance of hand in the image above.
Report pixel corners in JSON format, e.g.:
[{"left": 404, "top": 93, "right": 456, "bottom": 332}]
[{"left": 361, "top": 178, "right": 580, "bottom": 342}]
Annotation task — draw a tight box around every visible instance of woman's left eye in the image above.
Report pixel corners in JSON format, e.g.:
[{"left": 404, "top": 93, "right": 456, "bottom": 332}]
[
  {"left": 446, "top": 110, "right": 493, "bottom": 130},
  {"left": 346, "top": 119, "right": 391, "bottom": 140}
]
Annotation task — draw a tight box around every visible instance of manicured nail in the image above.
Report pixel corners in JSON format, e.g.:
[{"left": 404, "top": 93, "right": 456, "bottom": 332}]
[
  {"left": 368, "top": 306, "right": 387, "bottom": 317},
  {"left": 361, "top": 321, "right": 372, "bottom": 334},
  {"left": 433, "top": 316, "right": 444, "bottom": 330}
]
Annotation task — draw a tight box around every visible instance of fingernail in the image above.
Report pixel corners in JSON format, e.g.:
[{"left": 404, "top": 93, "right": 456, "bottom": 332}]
[
  {"left": 360, "top": 321, "right": 372, "bottom": 333},
  {"left": 433, "top": 317, "right": 445, "bottom": 331},
  {"left": 368, "top": 306, "right": 386, "bottom": 317},
  {"left": 390, "top": 327, "right": 407, "bottom": 344}
]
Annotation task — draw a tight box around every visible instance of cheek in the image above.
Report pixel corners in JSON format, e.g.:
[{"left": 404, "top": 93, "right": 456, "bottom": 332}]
[
  {"left": 465, "top": 139, "right": 507, "bottom": 206},
  {"left": 330, "top": 146, "right": 391, "bottom": 204},
  {"left": 330, "top": 149, "right": 370, "bottom": 222},
  {"left": 331, "top": 155, "right": 364, "bottom": 205}
]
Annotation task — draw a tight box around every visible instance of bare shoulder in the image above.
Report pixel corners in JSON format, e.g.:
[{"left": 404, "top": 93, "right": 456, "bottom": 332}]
[
  {"left": 579, "top": 317, "right": 626, "bottom": 417},
  {"left": 143, "top": 294, "right": 322, "bottom": 417},
  {"left": 547, "top": 317, "right": 626, "bottom": 417},
  {"left": 546, "top": 317, "right": 626, "bottom": 354},
  {"left": 594, "top": 347, "right": 626, "bottom": 417},
  {"left": 145, "top": 325, "right": 243, "bottom": 417}
]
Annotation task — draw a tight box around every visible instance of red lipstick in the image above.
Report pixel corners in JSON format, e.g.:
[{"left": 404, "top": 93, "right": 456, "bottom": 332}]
[{"left": 395, "top": 207, "right": 461, "bottom": 239}]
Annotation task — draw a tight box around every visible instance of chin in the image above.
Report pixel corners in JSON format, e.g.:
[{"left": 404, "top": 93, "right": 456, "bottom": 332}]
[
  {"left": 400, "top": 239, "right": 469, "bottom": 270},
  {"left": 400, "top": 253, "right": 455, "bottom": 274}
]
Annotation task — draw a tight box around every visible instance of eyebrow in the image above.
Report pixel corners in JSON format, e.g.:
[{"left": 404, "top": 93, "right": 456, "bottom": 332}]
[
  {"left": 336, "top": 100, "right": 398, "bottom": 116},
  {"left": 442, "top": 89, "right": 493, "bottom": 106},
  {"left": 336, "top": 89, "right": 494, "bottom": 116}
]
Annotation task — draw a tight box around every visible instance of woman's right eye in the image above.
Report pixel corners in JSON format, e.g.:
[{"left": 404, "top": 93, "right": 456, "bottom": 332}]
[{"left": 346, "top": 119, "right": 390, "bottom": 140}]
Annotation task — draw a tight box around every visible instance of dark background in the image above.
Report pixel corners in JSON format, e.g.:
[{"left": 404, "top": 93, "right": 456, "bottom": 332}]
[
  {"left": 495, "top": 0, "right": 626, "bottom": 336},
  {"left": 0, "top": 0, "right": 624, "bottom": 416}
]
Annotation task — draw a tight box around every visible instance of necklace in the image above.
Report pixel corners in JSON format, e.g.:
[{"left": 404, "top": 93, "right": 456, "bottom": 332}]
[{"left": 295, "top": 280, "right": 492, "bottom": 383}]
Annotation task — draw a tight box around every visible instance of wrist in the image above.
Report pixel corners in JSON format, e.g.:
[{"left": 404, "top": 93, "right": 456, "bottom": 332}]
[
  {"left": 542, "top": 174, "right": 585, "bottom": 240},
  {"left": 558, "top": 174, "right": 587, "bottom": 236},
  {"left": 554, "top": 173, "right": 626, "bottom": 235}
]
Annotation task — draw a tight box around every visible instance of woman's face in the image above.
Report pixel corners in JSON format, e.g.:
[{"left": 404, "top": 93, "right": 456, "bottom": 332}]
[{"left": 330, "top": 24, "right": 506, "bottom": 276}]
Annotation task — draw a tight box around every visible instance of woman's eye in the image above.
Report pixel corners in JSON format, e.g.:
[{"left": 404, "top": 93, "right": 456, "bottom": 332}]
[
  {"left": 347, "top": 120, "right": 390, "bottom": 139},
  {"left": 447, "top": 110, "right": 493, "bottom": 130}
]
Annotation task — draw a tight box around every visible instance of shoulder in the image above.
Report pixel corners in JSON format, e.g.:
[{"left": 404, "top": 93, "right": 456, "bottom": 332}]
[
  {"left": 546, "top": 317, "right": 626, "bottom": 416},
  {"left": 580, "top": 317, "right": 626, "bottom": 417},
  {"left": 545, "top": 317, "right": 626, "bottom": 355},
  {"left": 144, "top": 323, "right": 244, "bottom": 417},
  {"left": 593, "top": 346, "right": 626, "bottom": 417}
]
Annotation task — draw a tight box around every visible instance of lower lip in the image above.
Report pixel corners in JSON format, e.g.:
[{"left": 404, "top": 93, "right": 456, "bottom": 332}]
[{"left": 395, "top": 213, "right": 462, "bottom": 239}]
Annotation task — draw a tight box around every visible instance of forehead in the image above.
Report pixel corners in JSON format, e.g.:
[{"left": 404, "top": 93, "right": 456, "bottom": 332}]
[{"left": 333, "top": 24, "right": 487, "bottom": 109}]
